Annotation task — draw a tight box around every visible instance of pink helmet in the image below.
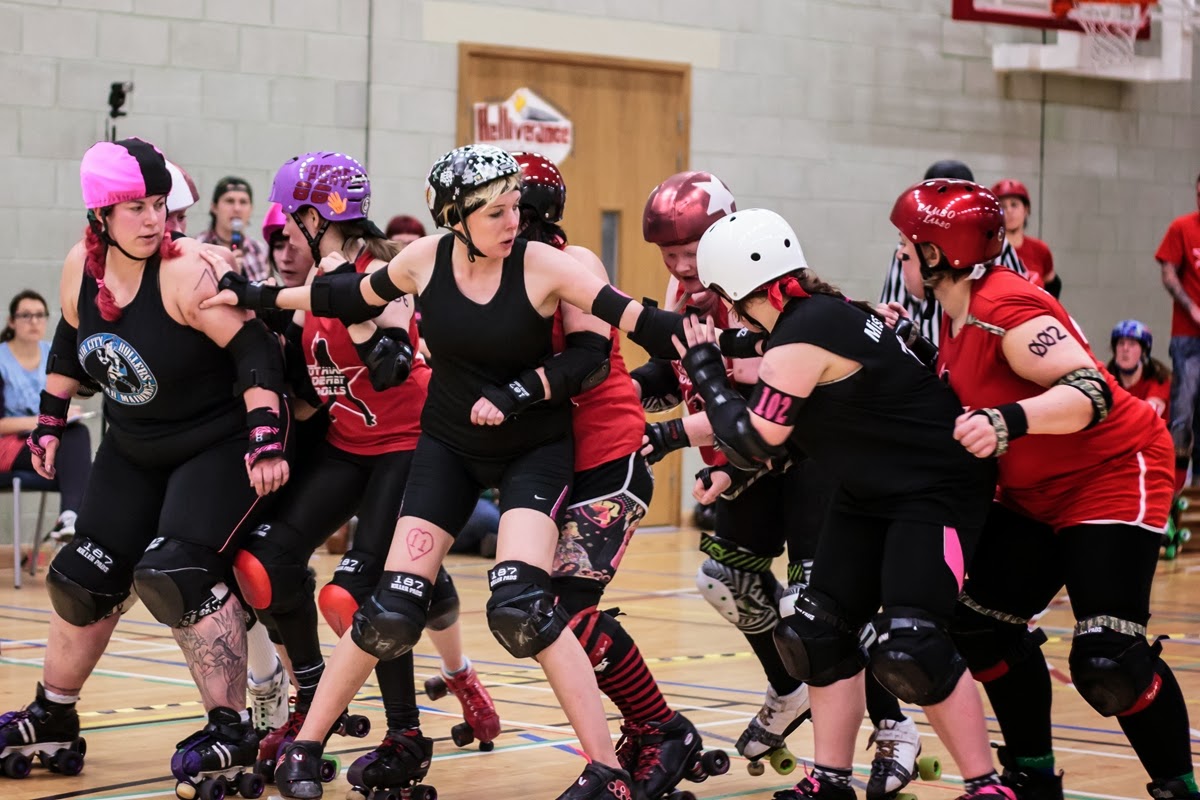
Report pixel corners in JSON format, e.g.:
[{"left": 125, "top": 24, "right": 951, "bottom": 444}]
[
  {"left": 262, "top": 202, "right": 287, "bottom": 241},
  {"left": 80, "top": 138, "right": 172, "bottom": 210}
]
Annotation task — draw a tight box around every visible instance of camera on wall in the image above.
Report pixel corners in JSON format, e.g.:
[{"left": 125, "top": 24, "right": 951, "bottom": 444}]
[{"left": 108, "top": 82, "right": 133, "bottom": 119}]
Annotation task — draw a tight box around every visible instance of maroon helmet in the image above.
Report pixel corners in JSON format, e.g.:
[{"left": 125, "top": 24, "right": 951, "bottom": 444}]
[
  {"left": 643, "top": 171, "right": 736, "bottom": 246},
  {"left": 890, "top": 180, "right": 1005, "bottom": 270},
  {"left": 991, "top": 178, "right": 1031, "bottom": 206},
  {"left": 512, "top": 151, "right": 566, "bottom": 224}
]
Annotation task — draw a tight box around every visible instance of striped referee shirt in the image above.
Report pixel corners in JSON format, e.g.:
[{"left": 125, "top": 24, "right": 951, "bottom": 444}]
[{"left": 878, "top": 241, "right": 1026, "bottom": 343}]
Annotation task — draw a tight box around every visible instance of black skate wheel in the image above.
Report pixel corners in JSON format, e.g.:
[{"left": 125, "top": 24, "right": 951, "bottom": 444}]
[
  {"left": 74, "top": 737, "right": 87, "bottom": 757},
  {"left": 379, "top": 790, "right": 404, "bottom": 800},
  {"left": 346, "top": 714, "right": 372, "bottom": 738},
  {"left": 238, "top": 771, "right": 265, "bottom": 799},
  {"left": 450, "top": 722, "right": 475, "bottom": 748},
  {"left": 412, "top": 784, "right": 438, "bottom": 800},
  {"left": 320, "top": 754, "right": 340, "bottom": 782},
  {"left": 199, "top": 776, "right": 228, "bottom": 800},
  {"left": 701, "top": 749, "right": 730, "bottom": 776},
  {"left": 747, "top": 760, "right": 765, "bottom": 777},
  {"left": 479, "top": 739, "right": 494, "bottom": 752},
  {"left": 2, "top": 751, "right": 32, "bottom": 779},
  {"left": 669, "top": 791, "right": 696, "bottom": 800},
  {"left": 38, "top": 752, "right": 53, "bottom": 770},
  {"left": 56, "top": 748, "right": 85, "bottom": 776},
  {"left": 424, "top": 676, "right": 449, "bottom": 701},
  {"left": 255, "top": 758, "right": 277, "bottom": 783}
]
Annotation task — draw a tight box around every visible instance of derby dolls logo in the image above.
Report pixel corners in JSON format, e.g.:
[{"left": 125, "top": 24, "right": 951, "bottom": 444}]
[{"left": 78, "top": 333, "right": 158, "bottom": 405}]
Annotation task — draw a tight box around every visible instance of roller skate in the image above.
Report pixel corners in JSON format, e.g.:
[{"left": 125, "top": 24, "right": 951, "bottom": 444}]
[
  {"left": 615, "top": 712, "right": 729, "bottom": 800},
  {"left": 1148, "top": 778, "right": 1200, "bottom": 799},
  {"left": 274, "top": 740, "right": 332, "bottom": 800},
  {"left": 867, "top": 718, "right": 941, "bottom": 800},
  {"left": 423, "top": 658, "right": 500, "bottom": 751},
  {"left": 773, "top": 773, "right": 856, "bottom": 800},
  {"left": 957, "top": 785, "right": 1017, "bottom": 800},
  {"left": 256, "top": 702, "right": 369, "bottom": 783},
  {"left": 170, "top": 706, "right": 263, "bottom": 800},
  {"left": 346, "top": 728, "right": 436, "bottom": 800},
  {"left": 996, "top": 747, "right": 1063, "bottom": 800},
  {"left": 736, "top": 684, "right": 810, "bottom": 777},
  {"left": 554, "top": 761, "right": 635, "bottom": 800},
  {"left": 248, "top": 659, "right": 290, "bottom": 734},
  {"left": 1162, "top": 495, "right": 1191, "bottom": 560},
  {"left": 0, "top": 684, "right": 87, "bottom": 779}
]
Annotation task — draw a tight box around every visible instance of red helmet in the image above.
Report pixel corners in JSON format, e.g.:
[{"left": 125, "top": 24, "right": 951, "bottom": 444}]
[
  {"left": 643, "top": 171, "right": 736, "bottom": 246},
  {"left": 512, "top": 151, "right": 566, "bottom": 224},
  {"left": 890, "top": 180, "right": 1005, "bottom": 270},
  {"left": 991, "top": 178, "right": 1030, "bottom": 206}
]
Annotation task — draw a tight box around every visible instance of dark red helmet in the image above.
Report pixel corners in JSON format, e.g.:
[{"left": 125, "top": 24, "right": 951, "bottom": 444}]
[
  {"left": 991, "top": 178, "right": 1030, "bottom": 206},
  {"left": 891, "top": 180, "right": 1005, "bottom": 270},
  {"left": 512, "top": 151, "right": 566, "bottom": 224},
  {"left": 643, "top": 171, "right": 736, "bottom": 246}
]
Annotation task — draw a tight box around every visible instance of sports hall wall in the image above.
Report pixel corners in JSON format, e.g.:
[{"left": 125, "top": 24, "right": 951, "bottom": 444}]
[{"left": 1, "top": 0, "right": 1197, "bottom": 531}]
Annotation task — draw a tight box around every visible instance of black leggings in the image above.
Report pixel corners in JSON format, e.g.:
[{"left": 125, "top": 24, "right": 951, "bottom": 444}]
[{"left": 13, "top": 422, "right": 93, "bottom": 513}]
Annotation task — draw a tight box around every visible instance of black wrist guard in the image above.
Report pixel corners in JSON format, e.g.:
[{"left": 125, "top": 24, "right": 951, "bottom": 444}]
[
  {"left": 970, "top": 403, "right": 1028, "bottom": 456},
  {"left": 218, "top": 271, "right": 280, "bottom": 311},
  {"left": 481, "top": 370, "right": 546, "bottom": 420},
  {"left": 245, "top": 407, "right": 286, "bottom": 467},
  {"left": 643, "top": 418, "right": 689, "bottom": 465},
  {"left": 719, "top": 328, "right": 767, "bottom": 359},
  {"left": 631, "top": 304, "right": 687, "bottom": 360},
  {"left": 27, "top": 390, "right": 69, "bottom": 462}
]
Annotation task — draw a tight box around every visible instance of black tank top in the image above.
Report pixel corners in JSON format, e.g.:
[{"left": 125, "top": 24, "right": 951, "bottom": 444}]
[
  {"left": 419, "top": 234, "right": 569, "bottom": 459},
  {"left": 768, "top": 294, "right": 996, "bottom": 528},
  {"left": 76, "top": 255, "right": 243, "bottom": 462}
]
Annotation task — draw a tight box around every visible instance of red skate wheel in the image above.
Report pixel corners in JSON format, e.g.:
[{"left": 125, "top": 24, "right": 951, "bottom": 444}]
[
  {"left": 701, "top": 749, "right": 729, "bottom": 776},
  {"left": 2, "top": 751, "right": 31, "bottom": 779},
  {"left": 198, "top": 776, "right": 227, "bottom": 800},
  {"left": 479, "top": 740, "right": 495, "bottom": 752},
  {"left": 238, "top": 771, "right": 265, "bottom": 799},
  {"left": 451, "top": 722, "right": 475, "bottom": 748},
  {"left": 412, "top": 784, "right": 438, "bottom": 800},
  {"left": 424, "top": 676, "right": 449, "bottom": 701},
  {"left": 55, "top": 749, "right": 85, "bottom": 776}
]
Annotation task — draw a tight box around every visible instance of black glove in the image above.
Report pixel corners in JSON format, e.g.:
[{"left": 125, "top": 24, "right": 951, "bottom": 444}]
[
  {"left": 217, "top": 271, "right": 281, "bottom": 311},
  {"left": 719, "top": 328, "right": 767, "bottom": 359},
  {"left": 480, "top": 369, "right": 545, "bottom": 420},
  {"left": 245, "top": 407, "right": 286, "bottom": 467},
  {"left": 642, "top": 418, "right": 689, "bottom": 465},
  {"left": 26, "top": 390, "right": 69, "bottom": 465}
]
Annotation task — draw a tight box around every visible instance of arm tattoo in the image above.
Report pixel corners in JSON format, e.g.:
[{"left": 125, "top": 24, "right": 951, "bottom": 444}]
[
  {"left": 194, "top": 266, "right": 220, "bottom": 292},
  {"left": 1027, "top": 324, "right": 1068, "bottom": 357}
]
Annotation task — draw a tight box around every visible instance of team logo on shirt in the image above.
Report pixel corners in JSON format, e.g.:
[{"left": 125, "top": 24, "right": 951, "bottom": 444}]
[
  {"left": 78, "top": 333, "right": 158, "bottom": 405},
  {"left": 308, "top": 334, "right": 377, "bottom": 426}
]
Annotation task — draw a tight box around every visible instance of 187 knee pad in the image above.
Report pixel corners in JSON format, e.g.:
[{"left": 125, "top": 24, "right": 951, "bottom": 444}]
[
  {"left": 320, "top": 549, "right": 384, "bottom": 635},
  {"left": 486, "top": 561, "right": 568, "bottom": 659},
  {"left": 773, "top": 588, "right": 866, "bottom": 686},
  {"left": 951, "top": 596, "right": 1047, "bottom": 683},
  {"left": 695, "top": 535, "right": 781, "bottom": 635},
  {"left": 427, "top": 567, "right": 460, "bottom": 631},
  {"left": 1068, "top": 618, "right": 1164, "bottom": 717},
  {"left": 46, "top": 536, "right": 135, "bottom": 626},
  {"left": 870, "top": 607, "right": 966, "bottom": 705},
  {"left": 233, "top": 523, "right": 314, "bottom": 615},
  {"left": 351, "top": 570, "right": 431, "bottom": 661},
  {"left": 132, "top": 538, "right": 234, "bottom": 627}
]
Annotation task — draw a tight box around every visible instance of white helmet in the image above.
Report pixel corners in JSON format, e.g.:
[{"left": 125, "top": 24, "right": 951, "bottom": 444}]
[
  {"left": 165, "top": 160, "right": 199, "bottom": 213},
  {"left": 696, "top": 208, "right": 808, "bottom": 301}
]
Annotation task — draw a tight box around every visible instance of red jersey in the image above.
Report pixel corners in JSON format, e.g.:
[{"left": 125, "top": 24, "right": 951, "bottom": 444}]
[
  {"left": 1014, "top": 236, "right": 1054, "bottom": 284},
  {"left": 938, "top": 269, "right": 1172, "bottom": 531},
  {"left": 302, "top": 252, "right": 431, "bottom": 455},
  {"left": 551, "top": 311, "right": 644, "bottom": 472},
  {"left": 668, "top": 283, "right": 733, "bottom": 467},
  {"left": 1155, "top": 211, "right": 1200, "bottom": 336},
  {"left": 1123, "top": 374, "right": 1170, "bottom": 420}
]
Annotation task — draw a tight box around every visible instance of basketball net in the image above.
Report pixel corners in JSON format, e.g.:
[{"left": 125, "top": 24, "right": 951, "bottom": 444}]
[{"left": 1065, "top": 1, "right": 1154, "bottom": 68}]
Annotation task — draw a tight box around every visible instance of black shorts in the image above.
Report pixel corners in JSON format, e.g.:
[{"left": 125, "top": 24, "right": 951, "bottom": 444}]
[{"left": 399, "top": 433, "right": 573, "bottom": 536}]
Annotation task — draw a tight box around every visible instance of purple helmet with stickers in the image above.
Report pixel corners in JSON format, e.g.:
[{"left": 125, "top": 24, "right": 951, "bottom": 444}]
[
  {"left": 1111, "top": 319, "right": 1152, "bottom": 357},
  {"left": 425, "top": 144, "right": 521, "bottom": 229},
  {"left": 269, "top": 152, "right": 371, "bottom": 222}
]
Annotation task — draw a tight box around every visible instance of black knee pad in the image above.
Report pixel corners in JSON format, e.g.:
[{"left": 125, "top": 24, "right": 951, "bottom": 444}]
[
  {"left": 350, "top": 571, "right": 431, "bottom": 661},
  {"left": 870, "top": 607, "right": 967, "bottom": 705},
  {"left": 1068, "top": 620, "right": 1163, "bottom": 717},
  {"left": 486, "top": 561, "right": 569, "bottom": 659},
  {"left": 772, "top": 589, "right": 867, "bottom": 686},
  {"left": 132, "top": 538, "right": 234, "bottom": 627},
  {"left": 46, "top": 536, "right": 135, "bottom": 626},
  {"left": 233, "top": 524, "right": 315, "bottom": 615},
  {"left": 553, "top": 575, "right": 605, "bottom": 619},
  {"left": 327, "top": 549, "right": 385, "bottom": 602},
  {"left": 567, "top": 605, "right": 632, "bottom": 675},
  {"left": 951, "top": 599, "right": 1048, "bottom": 683},
  {"left": 427, "top": 567, "right": 460, "bottom": 631}
]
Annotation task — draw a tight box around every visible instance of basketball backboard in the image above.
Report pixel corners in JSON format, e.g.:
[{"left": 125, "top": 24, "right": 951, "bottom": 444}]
[{"left": 951, "top": 0, "right": 1151, "bottom": 36}]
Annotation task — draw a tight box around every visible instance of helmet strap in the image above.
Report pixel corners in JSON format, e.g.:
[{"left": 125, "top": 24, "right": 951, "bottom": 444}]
[
  {"left": 293, "top": 212, "right": 331, "bottom": 266},
  {"left": 89, "top": 210, "right": 152, "bottom": 264},
  {"left": 453, "top": 199, "right": 487, "bottom": 263}
]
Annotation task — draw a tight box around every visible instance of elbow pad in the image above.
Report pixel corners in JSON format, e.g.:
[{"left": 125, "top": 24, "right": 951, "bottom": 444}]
[
  {"left": 630, "top": 358, "right": 683, "bottom": 412},
  {"left": 355, "top": 327, "right": 414, "bottom": 392},
  {"left": 48, "top": 317, "right": 89, "bottom": 384},
  {"left": 543, "top": 331, "right": 611, "bottom": 400},
  {"left": 683, "top": 343, "right": 788, "bottom": 469},
  {"left": 1054, "top": 367, "right": 1113, "bottom": 429},
  {"left": 227, "top": 319, "right": 286, "bottom": 395},
  {"left": 310, "top": 271, "right": 385, "bottom": 324}
]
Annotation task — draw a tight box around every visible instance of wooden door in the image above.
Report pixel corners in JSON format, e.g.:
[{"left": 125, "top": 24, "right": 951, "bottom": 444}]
[{"left": 458, "top": 44, "right": 690, "bottom": 527}]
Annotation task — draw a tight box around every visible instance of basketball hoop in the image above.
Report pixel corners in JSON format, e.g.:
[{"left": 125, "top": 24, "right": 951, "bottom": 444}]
[{"left": 1055, "top": 0, "right": 1155, "bottom": 67}]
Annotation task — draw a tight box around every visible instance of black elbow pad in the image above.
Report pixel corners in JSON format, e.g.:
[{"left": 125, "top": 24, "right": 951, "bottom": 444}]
[
  {"left": 227, "top": 319, "right": 286, "bottom": 395},
  {"left": 544, "top": 331, "right": 611, "bottom": 400}
]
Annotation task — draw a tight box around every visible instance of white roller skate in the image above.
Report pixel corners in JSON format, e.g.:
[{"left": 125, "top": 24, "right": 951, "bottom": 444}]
[
  {"left": 736, "top": 684, "right": 811, "bottom": 777},
  {"left": 867, "top": 718, "right": 941, "bottom": 800},
  {"left": 248, "top": 658, "right": 289, "bottom": 734}
]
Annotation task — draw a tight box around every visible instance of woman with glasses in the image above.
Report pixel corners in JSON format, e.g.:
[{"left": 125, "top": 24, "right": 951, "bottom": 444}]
[{"left": 0, "top": 289, "right": 93, "bottom": 542}]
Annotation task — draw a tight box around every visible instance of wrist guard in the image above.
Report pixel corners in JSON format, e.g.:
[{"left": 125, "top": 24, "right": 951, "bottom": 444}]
[
  {"left": 245, "top": 407, "right": 286, "bottom": 467},
  {"left": 643, "top": 418, "right": 688, "bottom": 465},
  {"left": 218, "top": 271, "right": 280, "bottom": 311},
  {"left": 27, "top": 391, "right": 69, "bottom": 462},
  {"left": 481, "top": 370, "right": 546, "bottom": 420}
]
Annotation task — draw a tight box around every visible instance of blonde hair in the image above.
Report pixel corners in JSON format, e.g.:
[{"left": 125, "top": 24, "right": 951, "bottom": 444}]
[
  {"left": 440, "top": 174, "right": 521, "bottom": 228},
  {"left": 331, "top": 219, "right": 400, "bottom": 263}
]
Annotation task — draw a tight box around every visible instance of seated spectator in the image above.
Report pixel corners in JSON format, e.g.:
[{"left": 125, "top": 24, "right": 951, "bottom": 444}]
[
  {"left": 1108, "top": 319, "right": 1170, "bottom": 419},
  {"left": 197, "top": 175, "right": 269, "bottom": 280},
  {"left": 385, "top": 214, "right": 426, "bottom": 250},
  {"left": 0, "top": 290, "right": 93, "bottom": 541},
  {"left": 993, "top": 178, "right": 1061, "bottom": 297}
]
